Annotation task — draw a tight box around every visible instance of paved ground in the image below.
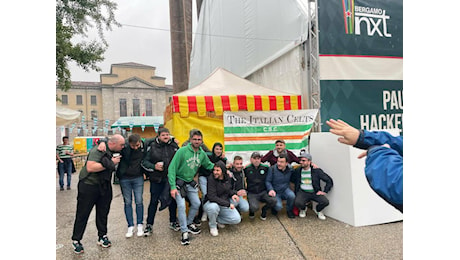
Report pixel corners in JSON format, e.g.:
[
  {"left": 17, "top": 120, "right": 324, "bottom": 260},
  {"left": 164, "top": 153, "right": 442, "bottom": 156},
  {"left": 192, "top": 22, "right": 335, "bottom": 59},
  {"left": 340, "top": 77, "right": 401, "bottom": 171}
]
[{"left": 56, "top": 172, "right": 403, "bottom": 259}]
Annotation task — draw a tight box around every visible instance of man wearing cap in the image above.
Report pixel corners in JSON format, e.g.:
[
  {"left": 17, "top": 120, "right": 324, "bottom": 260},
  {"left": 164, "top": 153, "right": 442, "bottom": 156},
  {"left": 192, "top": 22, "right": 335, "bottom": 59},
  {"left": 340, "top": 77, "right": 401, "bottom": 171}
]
[
  {"left": 261, "top": 139, "right": 300, "bottom": 166},
  {"left": 244, "top": 152, "right": 277, "bottom": 220},
  {"left": 291, "top": 152, "right": 333, "bottom": 220}
]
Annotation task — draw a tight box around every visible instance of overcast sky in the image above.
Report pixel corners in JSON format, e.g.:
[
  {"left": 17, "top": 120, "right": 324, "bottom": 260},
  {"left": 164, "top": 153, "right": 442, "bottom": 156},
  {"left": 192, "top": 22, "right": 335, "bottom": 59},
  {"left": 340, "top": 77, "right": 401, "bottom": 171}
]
[{"left": 69, "top": 0, "right": 198, "bottom": 85}]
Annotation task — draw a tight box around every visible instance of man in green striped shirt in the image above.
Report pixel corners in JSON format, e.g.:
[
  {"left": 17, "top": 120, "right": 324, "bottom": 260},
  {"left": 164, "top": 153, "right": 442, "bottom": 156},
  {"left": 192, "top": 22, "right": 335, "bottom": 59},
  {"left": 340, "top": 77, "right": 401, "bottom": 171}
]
[{"left": 56, "top": 136, "right": 74, "bottom": 190}]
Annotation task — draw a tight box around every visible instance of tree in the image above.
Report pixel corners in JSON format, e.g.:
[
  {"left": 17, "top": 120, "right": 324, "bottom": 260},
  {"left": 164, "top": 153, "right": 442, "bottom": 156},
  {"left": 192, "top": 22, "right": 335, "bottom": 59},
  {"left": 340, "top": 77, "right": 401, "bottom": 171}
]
[{"left": 56, "top": 0, "right": 121, "bottom": 91}]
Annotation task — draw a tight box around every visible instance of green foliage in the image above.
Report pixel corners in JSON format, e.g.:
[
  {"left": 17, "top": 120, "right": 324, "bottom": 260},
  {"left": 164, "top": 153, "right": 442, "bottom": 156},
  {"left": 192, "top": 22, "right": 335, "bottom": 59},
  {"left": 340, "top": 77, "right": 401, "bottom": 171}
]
[{"left": 56, "top": 0, "right": 121, "bottom": 91}]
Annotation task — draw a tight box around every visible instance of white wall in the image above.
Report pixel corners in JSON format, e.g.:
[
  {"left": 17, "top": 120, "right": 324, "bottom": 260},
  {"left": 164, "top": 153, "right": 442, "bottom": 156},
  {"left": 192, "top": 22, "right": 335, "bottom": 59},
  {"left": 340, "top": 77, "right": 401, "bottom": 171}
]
[{"left": 310, "top": 132, "right": 402, "bottom": 226}]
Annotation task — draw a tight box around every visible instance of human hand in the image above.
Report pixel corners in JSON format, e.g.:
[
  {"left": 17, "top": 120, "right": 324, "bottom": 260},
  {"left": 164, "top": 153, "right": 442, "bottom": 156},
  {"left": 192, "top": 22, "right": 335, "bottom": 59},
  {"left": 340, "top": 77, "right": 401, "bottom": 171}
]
[
  {"left": 171, "top": 189, "right": 178, "bottom": 199},
  {"left": 230, "top": 204, "right": 235, "bottom": 210},
  {"left": 232, "top": 194, "right": 240, "bottom": 203},
  {"left": 268, "top": 190, "right": 276, "bottom": 197},
  {"left": 237, "top": 189, "right": 246, "bottom": 197},
  {"left": 112, "top": 156, "right": 121, "bottom": 165},
  {"left": 316, "top": 191, "right": 326, "bottom": 196},
  {"left": 311, "top": 162, "right": 319, "bottom": 169},
  {"left": 98, "top": 142, "right": 107, "bottom": 152},
  {"left": 326, "top": 119, "right": 360, "bottom": 146},
  {"left": 155, "top": 162, "right": 164, "bottom": 171}
]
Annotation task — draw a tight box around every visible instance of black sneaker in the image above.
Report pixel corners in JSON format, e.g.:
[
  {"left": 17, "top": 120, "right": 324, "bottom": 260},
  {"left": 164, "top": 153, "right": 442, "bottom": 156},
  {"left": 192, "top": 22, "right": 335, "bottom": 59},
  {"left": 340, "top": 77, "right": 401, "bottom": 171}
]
[
  {"left": 260, "top": 206, "right": 268, "bottom": 220},
  {"left": 144, "top": 224, "right": 153, "bottom": 237},
  {"left": 287, "top": 210, "right": 295, "bottom": 219},
  {"left": 169, "top": 222, "right": 180, "bottom": 232},
  {"left": 72, "top": 241, "right": 84, "bottom": 254},
  {"left": 97, "top": 235, "right": 111, "bottom": 248},
  {"left": 187, "top": 223, "right": 201, "bottom": 234},
  {"left": 249, "top": 211, "right": 255, "bottom": 219},
  {"left": 67, "top": 186, "right": 71, "bottom": 190},
  {"left": 60, "top": 187, "right": 64, "bottom": 191},
  {"left": 271, "top": 208, "right": 278, "bottom": 216},
  {"left": 181, "top": 232, "right": 190, "bottom": 245},
  {"left": 193, "top": 218, "right": 201, "bottom": 227}
]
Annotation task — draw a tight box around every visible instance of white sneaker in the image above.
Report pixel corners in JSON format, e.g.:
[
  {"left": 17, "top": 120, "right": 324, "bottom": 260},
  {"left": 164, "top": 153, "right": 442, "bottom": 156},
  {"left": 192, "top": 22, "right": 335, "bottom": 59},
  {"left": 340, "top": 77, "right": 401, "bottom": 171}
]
[
  {"left": 317, "top": 211, "right": 326, "bottom": 220},
  {"left": 125, "top": 226, "right": 134, "bottom": 238},
  {"left": 201, "top": 211, "right": 208, "bottom": 222},
  {"left": 137, "top": 224, "right": 144, "bottom": 236},
  {"left": 217, "top": 223, "right": 226, "bottom": 229},
  {"left": 299, "top": 209, "right": 307, "bottom": 218},
  {"left": 210, "top": 227, "right": 218, "bottom": 237}
]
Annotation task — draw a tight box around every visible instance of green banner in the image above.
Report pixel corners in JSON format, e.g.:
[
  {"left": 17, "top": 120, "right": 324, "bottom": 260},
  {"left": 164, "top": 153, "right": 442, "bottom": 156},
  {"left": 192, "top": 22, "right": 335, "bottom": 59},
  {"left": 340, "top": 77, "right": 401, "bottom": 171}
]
[
  {"left": 318, "top": 0, "right": 403, "bottom": 57},
  {"left": 320, "top": 80, "right": 403, "bottom": 133}
]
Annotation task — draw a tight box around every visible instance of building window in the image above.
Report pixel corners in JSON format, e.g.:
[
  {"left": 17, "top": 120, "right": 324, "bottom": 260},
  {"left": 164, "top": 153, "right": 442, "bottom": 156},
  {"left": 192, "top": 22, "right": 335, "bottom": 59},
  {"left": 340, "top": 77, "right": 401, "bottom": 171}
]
[
  {"left": 76, "top": 95, "right": 83, "bottom": 105},
  {"left": 133, "top": 99, "right": 140, "bottom": 116},
  {"left": 91, "top": 95, "right": 97, "bottom": 105},
  {"left": 145, "top": 99, "right": 152, "bottom": 116},
  {"left": 61, "top": 95, "right": 68, "bottom": 105},
  {"left": 91, "top": 110, "right": 98, "bottom": 120},
  {"left": 120, "top": 99, "right": 127, "bottom": 117}
]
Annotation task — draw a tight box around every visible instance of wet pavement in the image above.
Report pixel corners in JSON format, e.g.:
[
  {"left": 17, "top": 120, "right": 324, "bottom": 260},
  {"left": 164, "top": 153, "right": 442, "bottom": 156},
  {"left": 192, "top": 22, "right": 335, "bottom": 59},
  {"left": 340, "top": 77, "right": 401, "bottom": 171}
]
[{"left": 56, "top": 172, "right": 403, "bottom": 259}]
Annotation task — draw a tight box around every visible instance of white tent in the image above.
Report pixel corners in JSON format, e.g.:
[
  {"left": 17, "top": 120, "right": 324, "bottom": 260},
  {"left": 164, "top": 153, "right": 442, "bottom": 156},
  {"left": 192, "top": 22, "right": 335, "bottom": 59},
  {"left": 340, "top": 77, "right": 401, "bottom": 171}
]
[
  {"left": 56, "top": 105, "right": 81, "bottom": 126},
  {"left": 189, "top": 0, "right": 309, "bottom": 97}
]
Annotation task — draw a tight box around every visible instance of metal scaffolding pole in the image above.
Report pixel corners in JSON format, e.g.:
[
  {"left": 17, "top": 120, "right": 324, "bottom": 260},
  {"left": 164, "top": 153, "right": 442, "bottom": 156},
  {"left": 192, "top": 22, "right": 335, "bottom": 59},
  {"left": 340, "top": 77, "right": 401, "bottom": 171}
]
[{"left": 308, "top": 0, "right": 321, "bottom": 131}]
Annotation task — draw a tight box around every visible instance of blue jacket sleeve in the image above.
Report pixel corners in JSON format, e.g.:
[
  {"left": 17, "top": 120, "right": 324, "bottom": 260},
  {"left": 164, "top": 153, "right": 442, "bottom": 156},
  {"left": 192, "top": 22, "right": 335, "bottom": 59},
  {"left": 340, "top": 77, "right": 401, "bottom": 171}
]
[
  {"left": 365, "top": 145, "right": 403, "bottom": 207},
  {"left": 265, "top": 166, "right": 274, "bottom": 192},
  {"left": 354, "top": 130, "right": 403, "bottom": 156}
]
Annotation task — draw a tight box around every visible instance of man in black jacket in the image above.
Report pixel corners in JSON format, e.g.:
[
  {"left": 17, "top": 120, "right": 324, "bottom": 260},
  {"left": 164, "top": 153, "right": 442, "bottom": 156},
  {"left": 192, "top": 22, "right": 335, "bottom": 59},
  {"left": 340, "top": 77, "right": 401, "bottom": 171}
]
[
  {"left": 203, "top": 161, "right": 241, "bottom": 237},
  {"left": 291, "top": 152, "right": 333, "bottom": 220},
  {"left": 141, "top": 127, "right": 180, "bottom": 236},
  {"left": 71, "top": 134, "right": 124, "bottom": 254},
  {"left": 229, "top": 155, "right": 249, "bottom": 215},
  {"left": 244, "top": 152, "right": 277, "bottom": 220}
]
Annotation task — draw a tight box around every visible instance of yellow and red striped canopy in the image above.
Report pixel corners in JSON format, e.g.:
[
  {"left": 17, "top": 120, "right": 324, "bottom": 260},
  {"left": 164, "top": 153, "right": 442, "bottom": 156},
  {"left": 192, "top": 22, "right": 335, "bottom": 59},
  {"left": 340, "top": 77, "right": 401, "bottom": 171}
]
[{"left": 172, "top": 94, "right": 301, "bottom": 117}]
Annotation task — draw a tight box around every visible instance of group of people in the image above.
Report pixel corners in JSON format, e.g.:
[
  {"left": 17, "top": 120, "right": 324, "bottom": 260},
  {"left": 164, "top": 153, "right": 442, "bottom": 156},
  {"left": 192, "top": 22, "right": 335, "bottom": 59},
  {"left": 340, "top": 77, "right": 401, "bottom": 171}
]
[
  {"left": 65, "top": 118, "right": 403, "bottom": 254},
  {"left": 67, "top": 127, "right": 334, "bottom": 254}
]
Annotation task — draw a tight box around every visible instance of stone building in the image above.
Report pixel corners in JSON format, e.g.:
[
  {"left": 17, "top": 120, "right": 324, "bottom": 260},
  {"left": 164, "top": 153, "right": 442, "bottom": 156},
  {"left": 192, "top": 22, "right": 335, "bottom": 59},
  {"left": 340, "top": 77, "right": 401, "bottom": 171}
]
[{"left": 56, "top": 62, "right": 173, "bottom": 140}]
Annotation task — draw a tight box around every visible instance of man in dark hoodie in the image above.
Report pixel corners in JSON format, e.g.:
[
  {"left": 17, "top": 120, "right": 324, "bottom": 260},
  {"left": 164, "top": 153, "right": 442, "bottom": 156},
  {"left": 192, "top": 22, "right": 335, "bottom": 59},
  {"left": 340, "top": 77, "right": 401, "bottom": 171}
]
[
  {"left": 141, "top": 127, "right": 180, "bottom": 236},
  {"left": 96, "top": 134, "right": 153, "bottom": 238},
  {"left": 203, "top": 161, "right": 241, "bottom": 237},
  {"left": 71, "top": 134, "right": 124, "bottom": 254},
  {"left": 115, "top": 134, "right": 146, "bottom": 238},
  {"left": 228, "top": 155, "right": 249, "bottom": 215},
  {"left": 195, "top": 142, "right": 228, "bottom": 224}
]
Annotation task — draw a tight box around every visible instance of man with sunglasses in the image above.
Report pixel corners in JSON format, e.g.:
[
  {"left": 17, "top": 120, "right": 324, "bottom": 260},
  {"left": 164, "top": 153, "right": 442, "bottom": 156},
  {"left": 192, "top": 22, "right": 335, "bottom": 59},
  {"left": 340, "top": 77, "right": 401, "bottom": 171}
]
[{"left": 291, "top": 152, "right": 333, "bottom": 220}]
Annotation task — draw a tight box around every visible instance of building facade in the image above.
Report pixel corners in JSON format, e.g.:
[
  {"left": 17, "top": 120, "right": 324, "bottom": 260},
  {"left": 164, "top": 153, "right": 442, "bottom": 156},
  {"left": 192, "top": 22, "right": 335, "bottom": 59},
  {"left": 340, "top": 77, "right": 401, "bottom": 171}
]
[{"left": 56, "top": 62, "right": 173, "bottom": 140}]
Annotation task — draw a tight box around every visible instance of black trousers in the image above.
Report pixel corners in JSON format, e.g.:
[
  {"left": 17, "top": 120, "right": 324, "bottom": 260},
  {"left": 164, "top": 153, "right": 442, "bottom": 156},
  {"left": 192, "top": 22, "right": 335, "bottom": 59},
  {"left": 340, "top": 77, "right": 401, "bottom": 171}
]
[
  {"left": 294, "top": 190, "right": 329, "bottom": 212},
  {"left": 247, "top": 191, "right": 277, "bottom": 213},
  {"left": 71, "top": 180, "right": 112, "bottom": 241},
  {"left": 146, "top": 179, "right": 177, "bottom": 225}
]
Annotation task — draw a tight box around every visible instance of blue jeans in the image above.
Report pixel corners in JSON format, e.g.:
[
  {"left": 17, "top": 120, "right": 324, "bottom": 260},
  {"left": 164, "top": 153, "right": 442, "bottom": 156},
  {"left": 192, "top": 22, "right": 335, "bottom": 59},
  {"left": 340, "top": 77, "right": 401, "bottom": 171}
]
[
  {"left": 233, "top": 195, "right": 249, "bottom": 213},
  {"left": 58, "top": 158, "right": 72, "bottom": 188},
  {"left": 199, "top": 176, "right": 208, "bottom": 198},
  {"left": 203, "top": 201, "right": 241, "bottom": 229},
  {"left": 274, "top": 188, "right": 295, "bottom": 212},
  {"left": 119, "top": 176, "right": 144, "bottom": 227},
  {"left": 175, "top": 183, "right": 201, "bottom": 233}
]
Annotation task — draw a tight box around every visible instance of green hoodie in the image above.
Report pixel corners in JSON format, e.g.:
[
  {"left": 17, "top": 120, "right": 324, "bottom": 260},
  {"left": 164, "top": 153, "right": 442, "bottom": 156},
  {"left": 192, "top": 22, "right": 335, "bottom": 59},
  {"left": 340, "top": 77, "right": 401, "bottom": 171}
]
[{"left": 168, "top": 143, "right": 214, "bottom": 190}]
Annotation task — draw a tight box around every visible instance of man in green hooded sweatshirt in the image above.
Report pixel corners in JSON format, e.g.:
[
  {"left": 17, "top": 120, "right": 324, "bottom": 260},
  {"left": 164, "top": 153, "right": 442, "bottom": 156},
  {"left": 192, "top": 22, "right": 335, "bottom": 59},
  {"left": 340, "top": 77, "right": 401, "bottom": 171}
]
[{"left": 168, "top": 129, "right": 214, "bottom": 245}]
